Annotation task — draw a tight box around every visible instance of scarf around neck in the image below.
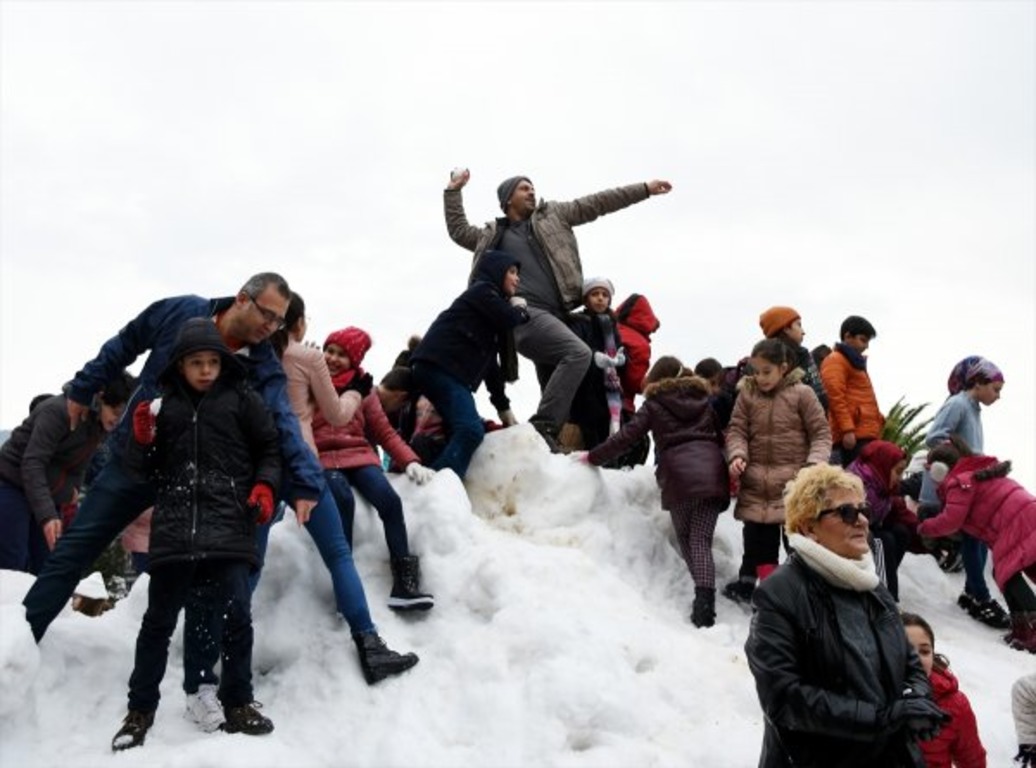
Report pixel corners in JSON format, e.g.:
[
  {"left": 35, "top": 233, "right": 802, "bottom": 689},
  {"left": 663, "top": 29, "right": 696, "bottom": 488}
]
[
  {"left": 788, "top": 532, "right": 880, "bottom": 591},
  {"left": 835, "top": 342, "right": 868, "bottom": 371}
]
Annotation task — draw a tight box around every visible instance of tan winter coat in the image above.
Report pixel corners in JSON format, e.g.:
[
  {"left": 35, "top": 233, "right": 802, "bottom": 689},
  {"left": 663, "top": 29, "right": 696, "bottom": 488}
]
[
  {"left": 443, "top": 184, "right": 650, "bottom": 310},
  {"left": 726, "top": 369, "right": 831, "bottom": 524}
]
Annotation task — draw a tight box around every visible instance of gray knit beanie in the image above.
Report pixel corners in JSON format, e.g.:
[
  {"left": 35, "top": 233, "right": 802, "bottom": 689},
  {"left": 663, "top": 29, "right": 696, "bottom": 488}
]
[{"left": 497, "top": 176, "right": 531, "bottom": 212}]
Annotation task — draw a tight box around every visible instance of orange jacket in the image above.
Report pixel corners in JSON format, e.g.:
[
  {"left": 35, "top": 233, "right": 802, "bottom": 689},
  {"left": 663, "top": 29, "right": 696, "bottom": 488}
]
[{"left": 819, "top": 348, "right": 884, "bottom": 442}]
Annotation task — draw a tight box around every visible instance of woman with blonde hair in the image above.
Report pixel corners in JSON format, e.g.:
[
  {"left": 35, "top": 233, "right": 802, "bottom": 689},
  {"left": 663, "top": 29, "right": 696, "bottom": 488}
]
[{"left": 745, "top": 463, "right": 948, "bottom": 767}]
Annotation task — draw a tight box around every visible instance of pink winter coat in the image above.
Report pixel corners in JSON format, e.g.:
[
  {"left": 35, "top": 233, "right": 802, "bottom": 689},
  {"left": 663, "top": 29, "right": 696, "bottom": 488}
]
[
  {"left": 917, "top": 455, "right": 1036, "bottom": 591},
  {"left": 281, "top": 339, "right": 362, "bottom": 454},
  {"left": 314, "top": 392, "right": 419, "bottom": 471}
]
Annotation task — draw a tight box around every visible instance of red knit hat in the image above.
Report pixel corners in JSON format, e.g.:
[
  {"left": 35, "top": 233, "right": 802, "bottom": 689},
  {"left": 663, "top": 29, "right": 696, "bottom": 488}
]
[
  {"left": 759, "top": 306, "right": 801, "bottom": 338},
  {"left": 324, "top": 327, "right": 372, "bottom": 367}
]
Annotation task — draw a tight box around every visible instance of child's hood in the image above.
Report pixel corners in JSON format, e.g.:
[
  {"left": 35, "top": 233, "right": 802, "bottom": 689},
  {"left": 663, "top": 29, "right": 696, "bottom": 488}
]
[
  {"left": 737, "top": 366, "right": 805, "bottom": 395},
  {"left": 616, "top": 294, "right": 660, "bottom": 336},
  {"left": 929, "top": 665, "right": 960, "bottom": 701},
  {"left": 857, "top": 440, "right": 907, "bottom": 493},
  {"left": 474, "top": 250, "right": 519, "bottom": 292},
  {"left": 158, "top": 317, "right": 245, "bottom": 385}
]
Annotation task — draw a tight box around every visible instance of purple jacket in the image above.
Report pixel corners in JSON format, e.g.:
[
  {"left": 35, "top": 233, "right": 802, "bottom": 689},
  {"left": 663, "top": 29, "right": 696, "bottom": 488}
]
[{"left": 588, "top": 375, "right": 729, "bottom": 509}]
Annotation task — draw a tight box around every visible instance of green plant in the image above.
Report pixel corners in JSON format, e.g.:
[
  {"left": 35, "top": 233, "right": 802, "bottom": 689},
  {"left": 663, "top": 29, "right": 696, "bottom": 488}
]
[{"left": 881, "top": 397, "right": 933, "bottom": 457}]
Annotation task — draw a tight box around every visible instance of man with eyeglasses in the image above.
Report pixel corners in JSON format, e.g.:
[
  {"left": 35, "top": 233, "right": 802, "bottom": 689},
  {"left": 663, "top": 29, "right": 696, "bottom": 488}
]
[{"left": 22, "top": 272, "right": 323, "bottom": 720}]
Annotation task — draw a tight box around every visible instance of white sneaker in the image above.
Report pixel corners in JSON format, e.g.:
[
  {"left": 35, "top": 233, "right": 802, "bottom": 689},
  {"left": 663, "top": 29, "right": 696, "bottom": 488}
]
[{"left": 184, "top": 684, "right": 225, "bottom": 732}]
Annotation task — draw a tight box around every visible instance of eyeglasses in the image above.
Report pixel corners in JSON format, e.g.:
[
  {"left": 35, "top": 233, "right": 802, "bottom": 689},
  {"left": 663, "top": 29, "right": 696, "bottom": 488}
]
[
  {"left": 816, "top": 503, "right": 870, "bottom": 525},
  {"left": 249, "top": 297, "right": 287, "bottom": 330}
]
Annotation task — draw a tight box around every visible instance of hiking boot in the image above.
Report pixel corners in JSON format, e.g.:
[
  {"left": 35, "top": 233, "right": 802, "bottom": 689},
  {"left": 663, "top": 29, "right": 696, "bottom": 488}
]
[
  {"left": 1004, "top": 612, "right": 1036, "bottom": 654},
  {"left": 958, "top": 592, "right": 1011, "bottom": 629},
  {"left": 388, "top": 555, "right": 434, "bottom": 612},
  {"left": 353, "top": 631, "right": 419, "bottom": 685},
  {"left": 111, "top": 710, "right": 154, "bottom": 751},
  {"left": 691, "top": 587, "right": 716, "bottom": 628},
  {"left": 722, "top": 579, "right": 755, "bottom": 606},
  {"left": 529, "top": 416, "right": 562, "bottom": 454},
  {"left": 222, "top": 702, "right": 274, "bottom": 735},
  {"left": 185, "top": 683, "right": 225, "bottom": 732}
]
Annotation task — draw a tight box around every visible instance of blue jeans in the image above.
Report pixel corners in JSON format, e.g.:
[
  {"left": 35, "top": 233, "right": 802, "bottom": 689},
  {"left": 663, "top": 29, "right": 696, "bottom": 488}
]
[
  {"left": 325, "top": 467, "right": 410, "bottom": 559},
  {"left": 0, "top": 481, "right": 52, "bottom": 574},
  {"left": 23, "top": 461, "right": 156, "bottom": 640},
  {"left": 129, "top": 560, "right": 254, "bottom": 712},
  {"left": 253, "top": 484, "right": 375, "bottom": 635},
  {"left": 411, "top": 362, "right": 485, "bottom": 479},
  {"left": 961, "top": 533, "right": 991, "bottom": 602}
]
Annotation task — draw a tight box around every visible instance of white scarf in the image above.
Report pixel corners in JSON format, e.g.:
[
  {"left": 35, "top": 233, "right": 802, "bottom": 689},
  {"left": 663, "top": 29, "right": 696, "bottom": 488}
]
[{"left": 788, "top": 533, "right": 880, "bottom": 592}]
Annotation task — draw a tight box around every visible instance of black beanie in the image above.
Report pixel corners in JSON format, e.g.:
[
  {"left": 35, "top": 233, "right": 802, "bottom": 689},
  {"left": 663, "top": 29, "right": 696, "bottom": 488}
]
[{"left": 497, "top": 176, "right": 531, "bottom": 212}]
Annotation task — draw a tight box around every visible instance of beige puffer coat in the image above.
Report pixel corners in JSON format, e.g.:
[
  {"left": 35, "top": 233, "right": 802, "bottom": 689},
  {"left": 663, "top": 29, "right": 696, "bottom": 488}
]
[{"left": 726, "top": 369, "right": 831, "bottom": 524}]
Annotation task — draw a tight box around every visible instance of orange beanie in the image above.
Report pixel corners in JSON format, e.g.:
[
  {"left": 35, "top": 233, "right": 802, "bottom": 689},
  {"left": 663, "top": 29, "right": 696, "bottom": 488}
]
[{"left": 759, "top": 306, "right": 801, "bottom": 338}]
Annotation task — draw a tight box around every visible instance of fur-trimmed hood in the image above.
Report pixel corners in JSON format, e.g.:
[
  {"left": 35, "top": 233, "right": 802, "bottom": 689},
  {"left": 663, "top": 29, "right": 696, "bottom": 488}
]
[
  {"left": 737, "top": 366, "right": 805, "bottom": 395},
  {"left": 643, "top": 374, "right": 711, "bottom": 400}
]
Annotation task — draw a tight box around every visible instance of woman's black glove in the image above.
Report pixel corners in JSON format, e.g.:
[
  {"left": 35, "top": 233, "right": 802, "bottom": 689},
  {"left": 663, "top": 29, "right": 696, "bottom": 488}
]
[
  {"left": 1016, "top": 744, "right": 1036, "bottom": 767},
  {"left": 878, "top": 696, "right": 951, "bottom": 741}
]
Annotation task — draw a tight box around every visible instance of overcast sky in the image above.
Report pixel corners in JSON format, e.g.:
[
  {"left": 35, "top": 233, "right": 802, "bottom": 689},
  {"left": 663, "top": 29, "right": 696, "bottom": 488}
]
[{"left": 2, "top": 1, "right": 1033, "bottom": 484}]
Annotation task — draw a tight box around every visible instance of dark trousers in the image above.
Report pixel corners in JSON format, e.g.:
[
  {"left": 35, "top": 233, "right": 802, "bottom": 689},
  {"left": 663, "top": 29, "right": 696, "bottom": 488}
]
[
  {"left": 738, "top": 521, "right": 786, "bottom": 580},
  {"left": 872, "top": 523, "right": 910, "bottom": 601},
  {"left": 961, "top": 533, "right": 992, "bottom": 602},
  {"left": 129, "top": 560, "right": 254, "bottom": 713},
  {"left": 412, "top": 362, "right": 485, "bottom": 480},
  {"left": 325, "top": 466, "right": 410, "bottom": 559},
  {"left": 23, "top": 461, "right": 156, "bottom": 640},
  {"left": 1003, "top": 571, "right": 1036, "bottom": 613},
  {"left": 0, "top": 481, "right": 51, "bottom": 574}
]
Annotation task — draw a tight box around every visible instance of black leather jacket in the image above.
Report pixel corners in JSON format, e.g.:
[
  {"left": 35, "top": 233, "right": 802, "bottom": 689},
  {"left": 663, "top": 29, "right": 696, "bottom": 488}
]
[{"left": 745, "top": 554, "right": 930, "bottom": 768}]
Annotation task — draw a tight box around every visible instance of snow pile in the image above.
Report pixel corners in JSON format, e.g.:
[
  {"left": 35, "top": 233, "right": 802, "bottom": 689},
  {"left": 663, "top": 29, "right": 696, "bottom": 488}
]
[{"left": 0, "top": 426, "right": 1027, "bottom": 767}]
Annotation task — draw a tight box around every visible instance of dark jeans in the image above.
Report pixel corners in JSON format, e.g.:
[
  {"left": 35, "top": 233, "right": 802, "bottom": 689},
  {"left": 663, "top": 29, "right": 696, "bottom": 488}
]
[
  {"left": 325, "top": 467, "right": 410, "bottom": 559},
  {"left": 872, "top": 523, "right": 910, "bottom": 601},
  {"left": 737, "top": 521, "right": 787, "bottom": 580},
  {"left": 253, "top": 483, "right": 375, "bottom": 635},
  {"left": 23, "top": 461, "right": 156, "bottom": 640},
  {"left": 412, "top": 362, "right": 485, "bottom": 480},
  {"left": 961, "top": 533, "right": 992, "bottom": 602},
  {"left": 0, "top": 481, "right": 51, "bottom": 574},
  {"left": 129, "top": 560, "right": 254, "bottom": 713}
]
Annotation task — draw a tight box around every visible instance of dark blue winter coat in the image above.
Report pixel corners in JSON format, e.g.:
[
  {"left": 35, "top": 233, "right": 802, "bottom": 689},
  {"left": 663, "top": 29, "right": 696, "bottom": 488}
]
[
  {"left": 66, "top": 295, "right": 323, "bottom": 500},
  {"left": 410, "top": 251, "right": 529, "bottom": 391}
]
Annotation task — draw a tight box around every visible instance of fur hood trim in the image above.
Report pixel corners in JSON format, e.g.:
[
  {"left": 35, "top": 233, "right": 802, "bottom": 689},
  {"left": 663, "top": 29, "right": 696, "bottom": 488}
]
[
  {"left": 737, "top": 366, "right": 805, "bottom": 395},
  {"left": 643, "top": 374, "right": 711, "bottom": 399}
]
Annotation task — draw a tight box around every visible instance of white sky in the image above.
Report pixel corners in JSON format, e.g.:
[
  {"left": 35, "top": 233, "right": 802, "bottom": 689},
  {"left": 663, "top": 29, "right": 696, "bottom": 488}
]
[
  {"left": 1, "top": 1, "right": 1034, "bottom": 484},
  {"left": 0, "top": 427, "right": 1030, "bottom": 766}
]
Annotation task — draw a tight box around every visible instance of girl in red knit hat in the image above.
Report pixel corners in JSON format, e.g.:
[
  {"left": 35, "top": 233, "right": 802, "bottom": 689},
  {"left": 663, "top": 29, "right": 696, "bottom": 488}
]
[{"left": 317, "top": 326, "right": 436, "bottom": 611}]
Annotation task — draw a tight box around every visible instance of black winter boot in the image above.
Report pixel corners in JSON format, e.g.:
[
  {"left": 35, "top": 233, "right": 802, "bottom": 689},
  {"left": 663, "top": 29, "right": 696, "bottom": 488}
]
[
  {"left": 222, "top": 702, "right": 274, "bottom": 735},
  {"left": 388, "top": 555, "right": 435, "bottom": 612},
  {"left": 111, "top": 710, "right": 154, "bottom": 751},
  {"left": 959, "top": 592, "right": 1011, "bottom": 629},
  {"left": 691, "top": 587, "right": 716, "bottom": 628},
  {"left": 722, "top": 578, "right": 755, "bottom": 607},
  {"left": 353, "top": 631, "right": 419, "bottom": 685},
  {"left": 529, "top": 416, "right": 562, "bottom": 454}
]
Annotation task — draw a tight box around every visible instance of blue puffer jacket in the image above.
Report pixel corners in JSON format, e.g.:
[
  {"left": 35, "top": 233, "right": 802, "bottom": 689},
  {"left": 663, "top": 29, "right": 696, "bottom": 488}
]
[
  {"left": 66, "top": 295, "right": 323, "bottom": 500},
  {"left": 410, "top": 251, "right": 529, "bottom": 390}
]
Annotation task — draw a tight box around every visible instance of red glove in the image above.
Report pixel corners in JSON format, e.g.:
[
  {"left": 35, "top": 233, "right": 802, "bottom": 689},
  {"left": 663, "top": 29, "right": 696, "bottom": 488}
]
[
  {"left": 247, "top": 483, "right": 275, "bottom": 525},
  {"left": 132, "top": 401, "right": 157, "bottom": 445}
]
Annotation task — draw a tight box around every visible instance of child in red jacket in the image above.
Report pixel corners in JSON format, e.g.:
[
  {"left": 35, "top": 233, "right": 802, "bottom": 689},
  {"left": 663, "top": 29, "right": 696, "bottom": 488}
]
[{"left": 902, "top": 613, "right": 987, "bottom": 768}]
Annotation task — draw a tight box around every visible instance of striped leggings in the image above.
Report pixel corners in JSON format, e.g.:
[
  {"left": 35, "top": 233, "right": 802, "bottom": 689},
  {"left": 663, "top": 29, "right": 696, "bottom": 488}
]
[{"left": 669, "top": 498, "right": 727, "bottom": 589}]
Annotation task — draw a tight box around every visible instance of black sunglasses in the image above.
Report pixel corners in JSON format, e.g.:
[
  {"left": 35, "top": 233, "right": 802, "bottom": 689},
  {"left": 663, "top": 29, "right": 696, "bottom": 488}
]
[{"left": 816, "top": 503, "right": 870, "bottom": 525}]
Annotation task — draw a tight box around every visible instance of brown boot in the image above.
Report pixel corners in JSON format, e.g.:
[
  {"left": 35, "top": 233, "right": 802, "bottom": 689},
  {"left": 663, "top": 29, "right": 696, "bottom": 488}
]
[{"left": 1004, "top": 612, "right": 1036, "bottom": 653}]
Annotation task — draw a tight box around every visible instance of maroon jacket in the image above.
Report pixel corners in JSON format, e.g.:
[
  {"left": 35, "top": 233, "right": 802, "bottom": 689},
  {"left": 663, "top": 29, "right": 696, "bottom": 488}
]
[
  {"left": 919, "top": 666, "right": 986, "bottom": 768},
  {"left": 588, "top": 375, "right": 728, "bottom": 509},
  {"left": 918, "top": 455, "right": 1036, "bottom": 591}
]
